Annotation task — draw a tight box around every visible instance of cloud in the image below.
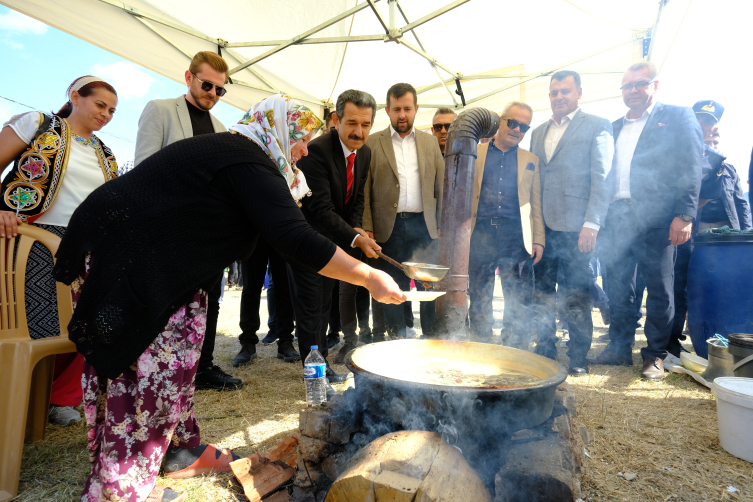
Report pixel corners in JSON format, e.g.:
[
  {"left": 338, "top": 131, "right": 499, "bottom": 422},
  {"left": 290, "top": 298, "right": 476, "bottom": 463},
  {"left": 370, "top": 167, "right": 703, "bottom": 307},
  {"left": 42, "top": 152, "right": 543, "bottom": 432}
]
[
  {"left": 4, "top": 41, "right": 24, "bottom": 50},
  {"left": 91, "top": 62, "right": 155, "bottom": 99},
  {"left": 0, "top": 10, "right": 48, "bottom": 35}
]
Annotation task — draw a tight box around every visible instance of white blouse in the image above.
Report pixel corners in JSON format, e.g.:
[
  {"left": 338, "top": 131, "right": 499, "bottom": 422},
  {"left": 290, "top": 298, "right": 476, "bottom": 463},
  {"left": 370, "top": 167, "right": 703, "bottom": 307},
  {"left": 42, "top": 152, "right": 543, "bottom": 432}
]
[{"left": 3, "top": 112, "right": 108, "bottom": 227}]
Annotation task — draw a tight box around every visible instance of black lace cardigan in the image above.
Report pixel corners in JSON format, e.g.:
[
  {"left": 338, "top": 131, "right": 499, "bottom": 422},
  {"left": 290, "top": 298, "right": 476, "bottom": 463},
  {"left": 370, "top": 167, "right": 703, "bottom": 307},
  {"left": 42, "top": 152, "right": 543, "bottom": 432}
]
[{"left": 53, "top": 132, "right": 336, "bottom": 379}]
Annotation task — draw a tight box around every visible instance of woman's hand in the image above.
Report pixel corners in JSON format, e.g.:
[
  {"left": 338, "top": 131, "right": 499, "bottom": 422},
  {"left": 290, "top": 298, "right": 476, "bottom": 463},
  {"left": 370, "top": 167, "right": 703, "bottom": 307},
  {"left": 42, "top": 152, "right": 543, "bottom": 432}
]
[
  {"left": 365, "top": 269, "right": 405, "bottom": 304},
  {"left": 0, "top": 210, "right": 22, "bottom": 238}
]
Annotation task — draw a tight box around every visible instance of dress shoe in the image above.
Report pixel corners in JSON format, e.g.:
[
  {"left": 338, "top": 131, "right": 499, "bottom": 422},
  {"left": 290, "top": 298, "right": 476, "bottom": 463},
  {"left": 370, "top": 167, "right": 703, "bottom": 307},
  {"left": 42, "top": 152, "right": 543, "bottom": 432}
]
[
  {"left": 568, "top": 358, "right": 589, "bottom": 376},
  {"left": 48, "top": 405, "right": 81, "bottom": 426},
  {"left": 326, "top": 365, "right": 348, "bottom": 383},
  {"left": 596, "top": 332, "right": 611, "bottom": 341},
  {"left": 261, "top": 333, "right": 278, "bottom": 345},
  {"left": 232, "top": 344, "right": 257, "bottom": 367},
  {"left": 327, "top": 333, "right": 340, "bottom": 350},
  {"left": 276, "top": 342, "right": 301, "bottom": 363},
  {"left": 333, "top": 343, "right": 356, "bottom": 364},
  {"left": 324, "top": 379, "right": 336, "bottom": 400},
  {"left": 641, "top": 356, "right": 665, "bottom": 380},
  {"left": 586, "top": 348, "right": 633, "bottom": 366},
  {"left": 194, "top": 365, "right": 244, "bottom": 391},
  {"left": 598, "top": 304, "right": 611, "bottom": 325}
]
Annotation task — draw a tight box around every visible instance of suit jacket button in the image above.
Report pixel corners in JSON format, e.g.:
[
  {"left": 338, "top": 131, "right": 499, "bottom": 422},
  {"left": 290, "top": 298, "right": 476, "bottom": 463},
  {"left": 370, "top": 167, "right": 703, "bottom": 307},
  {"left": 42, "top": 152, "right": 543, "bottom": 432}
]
[
  {"left": 396, "top": 184, "right": 399, "bottom": 188},
  {"left": 393, "top": 203, "right": 397, "bottom": 208}
]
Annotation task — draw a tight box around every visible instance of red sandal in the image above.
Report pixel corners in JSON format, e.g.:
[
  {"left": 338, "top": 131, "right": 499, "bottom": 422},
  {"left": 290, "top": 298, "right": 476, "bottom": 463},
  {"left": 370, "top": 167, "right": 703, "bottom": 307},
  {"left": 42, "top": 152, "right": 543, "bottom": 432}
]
[
  {"left": 146, "top": 486, "right": 187, "bottom": 501},
  {"left": 164, "top": 444, "right": 237, "bottom": 479}
]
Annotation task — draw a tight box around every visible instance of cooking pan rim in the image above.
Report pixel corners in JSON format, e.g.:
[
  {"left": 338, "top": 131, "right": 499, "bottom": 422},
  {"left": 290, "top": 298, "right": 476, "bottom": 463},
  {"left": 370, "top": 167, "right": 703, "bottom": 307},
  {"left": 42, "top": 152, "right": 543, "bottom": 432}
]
[{"left": 344, "top": 339, "right": 568, "bottom": 395}]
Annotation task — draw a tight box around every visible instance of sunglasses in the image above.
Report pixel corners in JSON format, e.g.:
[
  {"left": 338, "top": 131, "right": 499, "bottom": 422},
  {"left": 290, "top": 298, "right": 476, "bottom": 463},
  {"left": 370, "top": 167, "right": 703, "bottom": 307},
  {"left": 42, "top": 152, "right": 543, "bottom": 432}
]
[
  {"left": 502, "top": 118, "right": 531, "bottom": 133},
  {"left": 191, "top": 72, "right": 227, "bottom": 97},
  {"left": 432, "top": 123, "right": 452, "bottom": 132}
]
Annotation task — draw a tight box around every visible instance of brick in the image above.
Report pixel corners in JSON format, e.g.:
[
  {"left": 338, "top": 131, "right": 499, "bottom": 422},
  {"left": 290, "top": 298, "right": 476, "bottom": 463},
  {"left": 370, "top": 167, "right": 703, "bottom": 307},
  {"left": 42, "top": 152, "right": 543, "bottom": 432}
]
[
  {"left": 264, "top": 491, "right": 295, "bottom": 502},
  {"left": 320, "top": 451, "right": 347, "bottom": 481},
  {"left": 230, "top": 453, "right": 295, "bottom": 502},
  {"left": 299, "top": 406, "right": 357, "bottom": 445},
  {"left": 298, "top": 435, "right": 339, "bottom": 463},
  {"left": 265, "top": 436, "right": 299, "bottom": 467},
  {"left": 294, "top": 457, "right": 329, "bottom": 489}
]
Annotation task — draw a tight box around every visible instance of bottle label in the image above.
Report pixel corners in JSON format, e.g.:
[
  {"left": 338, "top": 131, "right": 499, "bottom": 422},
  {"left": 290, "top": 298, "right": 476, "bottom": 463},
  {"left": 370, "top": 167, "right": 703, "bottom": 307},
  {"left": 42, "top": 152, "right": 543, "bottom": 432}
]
[{"left": 304, "top": 364, "right": 326, "bottom": 379}]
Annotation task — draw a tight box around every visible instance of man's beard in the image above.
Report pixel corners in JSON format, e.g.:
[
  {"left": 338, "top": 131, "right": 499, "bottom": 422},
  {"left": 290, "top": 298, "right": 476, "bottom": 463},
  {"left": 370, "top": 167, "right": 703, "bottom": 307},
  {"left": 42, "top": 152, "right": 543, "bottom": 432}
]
[
  {"left": 189, "top": 88, "right": 216, "bottom": 111},
  {"left": 391, "top": 117, "right": 413, "bottom": 134}
]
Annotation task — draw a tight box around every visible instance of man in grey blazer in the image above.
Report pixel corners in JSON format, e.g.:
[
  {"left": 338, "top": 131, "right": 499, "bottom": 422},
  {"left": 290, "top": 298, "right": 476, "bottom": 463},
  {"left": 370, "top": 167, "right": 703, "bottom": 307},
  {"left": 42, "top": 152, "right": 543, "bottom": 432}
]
[
  {"left": 530, "top": 70, "right": 614, "bottom": 375},
  {"left": 363, "top": 83, "right": 445, "bottom": 339},
  {"left": 134, "top": 51, "right": 243, "bottom": 394}
]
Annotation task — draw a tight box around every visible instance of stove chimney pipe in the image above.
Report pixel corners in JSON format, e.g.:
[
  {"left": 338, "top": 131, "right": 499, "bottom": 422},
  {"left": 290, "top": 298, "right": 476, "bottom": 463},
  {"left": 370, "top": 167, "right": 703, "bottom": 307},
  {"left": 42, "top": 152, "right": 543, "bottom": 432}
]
[{"left": 434, "top": 108, "right": 499, "bottom": 337}]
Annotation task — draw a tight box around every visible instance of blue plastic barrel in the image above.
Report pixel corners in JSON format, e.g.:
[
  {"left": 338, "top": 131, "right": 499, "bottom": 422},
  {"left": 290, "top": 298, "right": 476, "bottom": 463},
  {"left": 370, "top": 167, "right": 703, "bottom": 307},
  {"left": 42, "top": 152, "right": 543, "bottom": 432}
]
[{"left": 687, "top": 233, "right": 753, "bottom": 358}]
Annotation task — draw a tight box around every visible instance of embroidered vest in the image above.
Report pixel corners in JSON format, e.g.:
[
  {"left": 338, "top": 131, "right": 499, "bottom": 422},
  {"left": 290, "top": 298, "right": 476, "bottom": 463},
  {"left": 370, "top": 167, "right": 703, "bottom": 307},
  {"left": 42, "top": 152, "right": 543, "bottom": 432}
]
[{"left": 0, "top": 113, "right": 118, "bottom": 223}]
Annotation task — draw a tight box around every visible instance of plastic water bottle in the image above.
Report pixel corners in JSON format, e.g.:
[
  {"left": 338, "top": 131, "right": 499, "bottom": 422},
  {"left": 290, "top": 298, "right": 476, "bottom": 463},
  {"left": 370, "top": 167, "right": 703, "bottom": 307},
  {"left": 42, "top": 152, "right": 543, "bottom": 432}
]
[{"left": 304, "top": 345, "right": 327, "bottom": 406}]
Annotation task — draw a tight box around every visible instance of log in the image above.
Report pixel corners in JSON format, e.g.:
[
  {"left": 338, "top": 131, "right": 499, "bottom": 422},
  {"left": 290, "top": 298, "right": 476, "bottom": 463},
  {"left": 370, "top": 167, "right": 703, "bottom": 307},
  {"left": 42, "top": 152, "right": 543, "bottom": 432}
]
[{"left": 325, "top": 431, "right": 491, "bottom": 502}]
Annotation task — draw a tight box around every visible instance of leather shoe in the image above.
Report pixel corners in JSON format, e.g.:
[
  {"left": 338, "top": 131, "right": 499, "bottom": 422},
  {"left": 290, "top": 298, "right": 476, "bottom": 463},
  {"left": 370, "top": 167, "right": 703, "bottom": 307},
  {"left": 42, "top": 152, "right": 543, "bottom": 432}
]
[
  {"left": 568, "top": 358, "right": 589, "bottom": 376},
  {"left": 327, "top": 333, "right": 340, "bottom": 350},
  {"left": 326, "top": 365, "right": 348, "bottom": 383},
  {"left": 587, "top": 348, "right": 633, "bottom": 366},
  {"left": 358, "top": 327, "right": 373, "bottom": 345},
  {"left": 195, "top": 365, "right": 243, "bottom": 391},
  {"left": 333, "top": 343, "right": 355, "bottom": 364},
  {"left": 641, "top": 356, "right": 665, "bottom": 380},
  {"left": 324, "top": 379, "right": 336, "bottom": 399},
  {"left": 231, "top": 344, "right": 257, "bottom": 367},
  {"left": 276, "top": 342, "right": 301, "bottom": 363}
]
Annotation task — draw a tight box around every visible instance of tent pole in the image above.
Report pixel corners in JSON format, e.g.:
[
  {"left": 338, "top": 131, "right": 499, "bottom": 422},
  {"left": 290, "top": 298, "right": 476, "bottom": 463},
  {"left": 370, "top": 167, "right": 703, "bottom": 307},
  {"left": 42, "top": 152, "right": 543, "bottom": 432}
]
[
  {"left": 399, "top": 0, "right": 471, "bottom": 35},
  {"left": 395, "top": 0, "right": 458, "bottom": 107},
  {"left": 228, "top": 0, "right": 380, "bottom": 75},
  {"left": 133, "top": 16, "right": 193, "bottom": 60},
  {"left": 646, "top": 0, "right": 667, "bottom": 61}
]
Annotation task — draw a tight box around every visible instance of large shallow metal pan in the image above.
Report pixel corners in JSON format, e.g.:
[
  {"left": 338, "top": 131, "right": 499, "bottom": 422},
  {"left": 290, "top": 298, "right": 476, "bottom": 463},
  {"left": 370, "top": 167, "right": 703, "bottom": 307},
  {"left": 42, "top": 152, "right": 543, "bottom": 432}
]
[{"left": 345, "top": 339, "right": 567, "bottom": 434}]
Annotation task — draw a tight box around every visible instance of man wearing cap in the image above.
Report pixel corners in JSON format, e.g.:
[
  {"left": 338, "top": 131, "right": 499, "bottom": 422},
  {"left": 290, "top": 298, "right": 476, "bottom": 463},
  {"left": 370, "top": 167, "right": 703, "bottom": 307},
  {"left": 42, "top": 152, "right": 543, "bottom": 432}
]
[
  {"left": 666, "top": 103, "right": 752, "bottom": 360},
  {"left": 587, "top": 62, "right": 703, "bottom": 379}
]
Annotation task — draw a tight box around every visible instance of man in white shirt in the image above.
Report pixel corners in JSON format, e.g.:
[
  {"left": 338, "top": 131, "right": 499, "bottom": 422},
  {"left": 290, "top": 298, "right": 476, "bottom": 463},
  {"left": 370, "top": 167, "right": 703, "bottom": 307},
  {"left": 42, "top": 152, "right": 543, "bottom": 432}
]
[
  {"left": 363, "top": 83, "right": 445, "bottom": 339},
  {"left": 587, "top": 61, "right": 703, "bottom": 380},
  {"left": 529, "top": 70, "right": 614, "bottom": 375}
]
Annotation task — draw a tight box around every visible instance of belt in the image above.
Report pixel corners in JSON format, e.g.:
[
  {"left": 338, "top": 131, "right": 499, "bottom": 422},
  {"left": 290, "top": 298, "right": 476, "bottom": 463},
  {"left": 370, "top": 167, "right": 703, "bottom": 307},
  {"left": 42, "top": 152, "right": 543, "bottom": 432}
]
[
  {"left": 490, "top": 217, "right": 517, "bottom": 225},
  {"left": 397, "top": 211, "right": 422, "bottom": 218},
  {"left": 612, "top": 198, "right": 632, "bottom": 205}
]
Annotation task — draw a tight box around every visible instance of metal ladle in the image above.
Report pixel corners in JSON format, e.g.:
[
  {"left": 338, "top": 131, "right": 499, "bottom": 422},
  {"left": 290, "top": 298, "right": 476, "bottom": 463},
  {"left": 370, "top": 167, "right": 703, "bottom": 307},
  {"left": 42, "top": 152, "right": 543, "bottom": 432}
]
[{"left": 375, "top": 251, "right": 449, "bottom": 288}]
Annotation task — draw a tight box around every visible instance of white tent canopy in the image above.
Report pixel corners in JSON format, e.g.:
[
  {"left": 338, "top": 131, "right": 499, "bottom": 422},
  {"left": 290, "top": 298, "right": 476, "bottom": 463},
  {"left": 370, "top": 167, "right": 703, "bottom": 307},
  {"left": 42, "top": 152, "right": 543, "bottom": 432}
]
[{"left": 0, "top": 0, "right": 691, "bottom": 131}]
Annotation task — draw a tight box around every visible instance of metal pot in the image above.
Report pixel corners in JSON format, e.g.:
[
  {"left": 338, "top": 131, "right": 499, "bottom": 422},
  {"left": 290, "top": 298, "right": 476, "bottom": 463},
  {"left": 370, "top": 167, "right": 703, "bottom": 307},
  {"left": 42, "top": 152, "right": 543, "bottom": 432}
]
[
  {"left": 344, "top": 339, "right": 567, "bottom": 435},
  {"left": 703, "top": 341, "right": 736, "bottom": 383}
]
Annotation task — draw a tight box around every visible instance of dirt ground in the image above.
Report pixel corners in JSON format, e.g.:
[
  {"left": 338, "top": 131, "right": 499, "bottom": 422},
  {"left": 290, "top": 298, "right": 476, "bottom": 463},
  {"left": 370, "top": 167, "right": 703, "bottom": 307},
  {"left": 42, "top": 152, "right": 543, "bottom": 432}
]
[{"left": 15, "top": 281, "right": 753, "bottom": 501}]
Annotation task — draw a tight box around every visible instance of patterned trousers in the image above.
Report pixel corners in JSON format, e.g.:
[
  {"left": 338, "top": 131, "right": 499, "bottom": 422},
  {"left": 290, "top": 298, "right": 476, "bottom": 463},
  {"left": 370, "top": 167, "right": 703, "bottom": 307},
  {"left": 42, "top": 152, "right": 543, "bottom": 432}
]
[{"left": 80, "top": 288, "right": 207, "bottom": 502}]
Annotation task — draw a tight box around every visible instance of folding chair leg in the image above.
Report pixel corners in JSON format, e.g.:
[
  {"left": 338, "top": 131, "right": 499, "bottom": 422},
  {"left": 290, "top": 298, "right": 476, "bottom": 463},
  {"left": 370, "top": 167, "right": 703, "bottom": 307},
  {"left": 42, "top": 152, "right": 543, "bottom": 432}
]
[{"left": 25, "top": 354, "right": 55, "bottom": 443}]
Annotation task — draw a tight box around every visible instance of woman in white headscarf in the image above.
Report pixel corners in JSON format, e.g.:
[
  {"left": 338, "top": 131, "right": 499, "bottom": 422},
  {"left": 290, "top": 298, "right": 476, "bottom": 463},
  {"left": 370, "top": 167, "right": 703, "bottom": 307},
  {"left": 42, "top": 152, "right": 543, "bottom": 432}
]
[{"left": 0, "top": 75, "right": 119, "bottom": 427}]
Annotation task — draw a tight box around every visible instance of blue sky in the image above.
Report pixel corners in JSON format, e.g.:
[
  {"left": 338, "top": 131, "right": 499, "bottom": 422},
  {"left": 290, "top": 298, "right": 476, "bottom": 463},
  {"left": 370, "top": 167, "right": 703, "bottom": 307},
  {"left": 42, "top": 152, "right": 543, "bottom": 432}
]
[{"left": 0, "top": 5, "right": 245, "bottom": 165}]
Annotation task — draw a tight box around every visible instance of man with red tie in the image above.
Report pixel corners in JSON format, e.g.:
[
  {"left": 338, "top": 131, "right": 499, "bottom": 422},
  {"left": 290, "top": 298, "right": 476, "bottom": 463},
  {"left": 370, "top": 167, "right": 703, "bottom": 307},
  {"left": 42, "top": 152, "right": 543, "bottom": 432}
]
[{"left": 290, "top": 90, "right": 381, "bottom": 396}]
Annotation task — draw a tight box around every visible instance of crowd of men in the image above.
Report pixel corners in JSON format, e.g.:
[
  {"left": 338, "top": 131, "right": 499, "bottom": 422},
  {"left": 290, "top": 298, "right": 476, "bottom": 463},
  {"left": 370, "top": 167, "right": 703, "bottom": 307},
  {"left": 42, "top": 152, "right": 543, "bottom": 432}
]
[{"left": 132, "top": 52, "right": 750, "bottom": 397}]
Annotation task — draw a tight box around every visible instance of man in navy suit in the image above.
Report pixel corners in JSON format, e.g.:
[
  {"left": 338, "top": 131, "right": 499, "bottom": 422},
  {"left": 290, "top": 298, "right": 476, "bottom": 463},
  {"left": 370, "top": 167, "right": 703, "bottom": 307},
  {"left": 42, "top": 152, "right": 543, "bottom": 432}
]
[
  {"left": 290, "top": 90, "right": 382, "bottom": 395},
  {"left": 588, "top": 61, "right": 703, "bottom": 380}
]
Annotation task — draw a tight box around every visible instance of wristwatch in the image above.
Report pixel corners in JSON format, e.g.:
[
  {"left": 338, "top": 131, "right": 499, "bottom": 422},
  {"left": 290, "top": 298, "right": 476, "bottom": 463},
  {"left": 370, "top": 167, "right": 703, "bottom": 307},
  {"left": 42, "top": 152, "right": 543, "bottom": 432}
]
[{"left": 677, "top": 214, "right": 693, "bottom": 222}]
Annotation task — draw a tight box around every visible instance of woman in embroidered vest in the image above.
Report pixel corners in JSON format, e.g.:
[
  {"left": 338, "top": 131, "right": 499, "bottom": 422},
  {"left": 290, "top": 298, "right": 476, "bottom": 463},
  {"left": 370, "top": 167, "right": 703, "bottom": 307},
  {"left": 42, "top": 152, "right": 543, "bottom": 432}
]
[
  {"left": 52, "top": 93, "right": 405, "bottom": 502},
  {"left": 0, "top": 76, "right": 119, "bottom": 428}
]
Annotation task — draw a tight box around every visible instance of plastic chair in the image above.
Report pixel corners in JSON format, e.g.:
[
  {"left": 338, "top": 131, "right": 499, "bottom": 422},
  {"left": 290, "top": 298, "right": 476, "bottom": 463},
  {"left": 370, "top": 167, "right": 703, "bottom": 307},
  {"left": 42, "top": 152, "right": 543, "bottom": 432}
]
[{"left": 0, "top": 223, "right": 75, "bottom": 502}]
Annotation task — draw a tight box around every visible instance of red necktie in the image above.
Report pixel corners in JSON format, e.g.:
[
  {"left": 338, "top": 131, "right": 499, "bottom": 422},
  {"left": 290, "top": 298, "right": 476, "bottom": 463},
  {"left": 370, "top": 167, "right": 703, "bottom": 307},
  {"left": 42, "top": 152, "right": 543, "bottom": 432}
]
[{"left": 346, "top": 153, "right": 355, "bottom": 203}]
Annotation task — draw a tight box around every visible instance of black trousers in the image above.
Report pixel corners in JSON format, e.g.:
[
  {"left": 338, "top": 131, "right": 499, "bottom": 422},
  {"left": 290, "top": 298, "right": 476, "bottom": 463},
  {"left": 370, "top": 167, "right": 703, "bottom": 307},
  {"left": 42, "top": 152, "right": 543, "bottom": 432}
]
[
  {"left": 532, "top": 227, "right": 594, "bottom": 361},
  {"left": 328, "top": 281, "right": 341, "bottom": 336},
  {"left": 601, "top": 201, "right": 676, "bottom": 360},
  {"left": 374, "top": 213, "right": 437, "bottom": 338},
  {"left": 238, "top": 238, "right": 295, "bottom": 346},
  {"left": 288, "top": 261, "right": 335, "bottom": 364},
  {"left": 468, "top": 217, "right": 532, "bottom": 348},
  {"left": 668, "top": 239, "right": 692, "bottom": 355},
  {"left": 199, "top": 272, "right": 223, "bottom": 371}
]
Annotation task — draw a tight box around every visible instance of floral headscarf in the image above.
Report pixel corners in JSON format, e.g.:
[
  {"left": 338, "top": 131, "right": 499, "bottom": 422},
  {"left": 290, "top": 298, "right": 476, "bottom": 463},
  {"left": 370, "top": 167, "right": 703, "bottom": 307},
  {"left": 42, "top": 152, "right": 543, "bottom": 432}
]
[{"left": 230, "top": 94, "right": 322, "bottom": 206}]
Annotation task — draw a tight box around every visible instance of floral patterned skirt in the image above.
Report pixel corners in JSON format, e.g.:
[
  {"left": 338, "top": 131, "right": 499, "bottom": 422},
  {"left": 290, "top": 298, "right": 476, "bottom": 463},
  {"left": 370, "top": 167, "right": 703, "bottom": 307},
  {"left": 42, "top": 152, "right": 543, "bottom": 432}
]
[{"left": 80, "top": 286, "right": 207, "bottom": 502}]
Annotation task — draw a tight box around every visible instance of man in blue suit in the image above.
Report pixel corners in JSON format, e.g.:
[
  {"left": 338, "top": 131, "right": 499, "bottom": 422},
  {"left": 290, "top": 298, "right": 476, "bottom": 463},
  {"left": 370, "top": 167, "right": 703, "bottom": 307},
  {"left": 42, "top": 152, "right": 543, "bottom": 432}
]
[
  {"left": 530, "top": 70, "right": 614, "bottom": 375},
  {"left": 588, "top": 61, "right": 703, "bottom": 380}
]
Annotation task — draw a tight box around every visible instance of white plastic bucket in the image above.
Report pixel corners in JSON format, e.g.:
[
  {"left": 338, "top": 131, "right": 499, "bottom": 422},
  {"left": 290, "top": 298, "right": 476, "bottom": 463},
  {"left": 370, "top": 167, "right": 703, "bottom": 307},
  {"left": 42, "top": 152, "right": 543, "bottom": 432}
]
[{"left": 711, "top": 377, "right": 753, "bottom": 463}]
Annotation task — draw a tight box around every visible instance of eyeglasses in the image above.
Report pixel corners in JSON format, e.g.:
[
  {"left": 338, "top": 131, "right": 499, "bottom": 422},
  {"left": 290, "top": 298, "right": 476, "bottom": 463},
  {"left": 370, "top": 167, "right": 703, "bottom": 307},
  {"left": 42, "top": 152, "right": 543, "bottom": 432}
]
[
  {"left": 620, "top": 79, "right": 656, "bottom": 92},
  {"left": 191, "top": 72, "right": 227, "bottom": 97},
  {"left": 502, "top": 118, "right": 531, "bottom": 133},
  {"left": 432, "top": 123, "right": 452, "bottom": 132}
]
